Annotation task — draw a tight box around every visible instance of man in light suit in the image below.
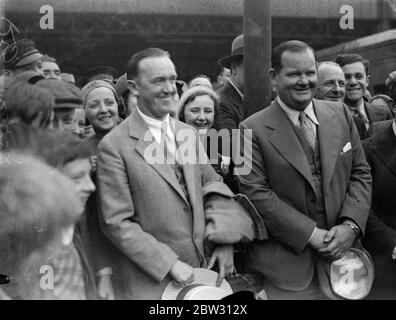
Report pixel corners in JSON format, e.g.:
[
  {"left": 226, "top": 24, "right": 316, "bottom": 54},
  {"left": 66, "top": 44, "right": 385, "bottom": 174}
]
[
  {"left": 96, "top": 48, "right": 261, "bottom": 299},
  {"left": 236, "top": 41, "right": 372, "bottom": 299}
]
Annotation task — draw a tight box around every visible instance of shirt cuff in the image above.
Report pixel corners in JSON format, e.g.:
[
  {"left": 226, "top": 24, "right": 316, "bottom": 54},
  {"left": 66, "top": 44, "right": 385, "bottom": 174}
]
[
  {"left": 308, "top": 227, "right": 318, "bottom": 243},
  {"left": 96, "top": 267, "right": 113, "bottom": 277}
]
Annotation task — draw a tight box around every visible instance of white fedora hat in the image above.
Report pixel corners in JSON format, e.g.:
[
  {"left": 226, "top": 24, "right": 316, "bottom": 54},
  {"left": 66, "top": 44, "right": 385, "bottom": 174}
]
[{"left": 162, "top": 268, "right": 233, "bottom": 300}]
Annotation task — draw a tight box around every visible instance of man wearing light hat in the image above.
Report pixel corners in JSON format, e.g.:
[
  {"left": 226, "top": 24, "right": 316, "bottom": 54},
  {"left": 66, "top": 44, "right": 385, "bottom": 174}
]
[
  {"left": 214, "top": 34, "right": 245, "bottom": 193},
  {"left": 1, "top": 38, "right": 44, "bottom": 77}
]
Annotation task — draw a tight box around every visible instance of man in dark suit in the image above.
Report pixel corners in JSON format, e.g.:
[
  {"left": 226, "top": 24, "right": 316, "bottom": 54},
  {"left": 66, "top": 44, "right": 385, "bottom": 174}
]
[
  {"left": 335, "top": 53, "right": 393, "bottom": 139},
  {"left": 213, "top": 34, "right": 245, "bottom": 193},
  {"left": 362, "top": 118, "right": 396, "bottom": 299},
  {"left": 236, "top": 41, "right": 372, "bottom": 299}
]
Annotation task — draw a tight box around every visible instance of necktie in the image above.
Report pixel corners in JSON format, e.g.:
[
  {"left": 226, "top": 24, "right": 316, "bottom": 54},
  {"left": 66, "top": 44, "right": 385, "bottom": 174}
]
[
  {"left": 352, "top": 108, "right": 370, "bottom": 131},
  {"left": 298, "top": 111, "right": 316, "bottom": 150},
  {"left": 161, "top": 121, "right": 176, "bottom": 164}
]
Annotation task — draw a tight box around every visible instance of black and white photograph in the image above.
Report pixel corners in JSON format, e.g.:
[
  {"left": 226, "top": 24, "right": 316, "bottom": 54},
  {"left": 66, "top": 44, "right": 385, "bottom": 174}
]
[{"left": 1, "top": 0, "right": 396, "bottom": 307}]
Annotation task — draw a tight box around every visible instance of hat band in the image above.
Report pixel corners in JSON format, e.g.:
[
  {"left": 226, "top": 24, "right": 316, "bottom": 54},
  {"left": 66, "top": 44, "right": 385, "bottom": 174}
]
[
  {"left": 230, "top": 47, "right": 244, "bottom": 56},
  {"left": 176, "top": 284, "right": 202, "bottom": 300}
]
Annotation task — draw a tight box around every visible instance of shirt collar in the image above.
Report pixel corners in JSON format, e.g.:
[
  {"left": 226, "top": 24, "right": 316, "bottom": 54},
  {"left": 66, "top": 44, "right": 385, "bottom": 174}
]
[
  {"left": 137, "top": 107, "right": 170, "bottom": 129},
  {"left": 357, "top": 100, "right": 366, "bottom": 113},
  {"left": 229, "top": 80, "right": 244, "bottom": 100},
  {"left": 137, "top": 107, "right": 171, "bottom": 144},
  {"left": 277, "top": 97, "right": 319, "bottom": 126}
]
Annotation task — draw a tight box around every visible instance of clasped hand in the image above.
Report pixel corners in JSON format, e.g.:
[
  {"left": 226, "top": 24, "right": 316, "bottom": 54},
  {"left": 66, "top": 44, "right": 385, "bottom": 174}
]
[{"left": 309, "top": 225, "right": 356, "bottom": 261}]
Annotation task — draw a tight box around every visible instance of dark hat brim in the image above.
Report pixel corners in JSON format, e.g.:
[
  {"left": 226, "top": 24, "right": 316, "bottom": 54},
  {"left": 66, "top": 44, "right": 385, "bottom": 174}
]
[{"left": 218, "top": 47, "right": 244, "bottom": 69}]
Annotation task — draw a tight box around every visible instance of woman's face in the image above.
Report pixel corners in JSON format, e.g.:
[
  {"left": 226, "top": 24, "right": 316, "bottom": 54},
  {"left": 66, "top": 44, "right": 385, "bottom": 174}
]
[
  {"left": 183, "top": 95, "right": 215, "bottom": 132},
  {"left": 85, "top": 87, "right": 119, "bottom": 134}
]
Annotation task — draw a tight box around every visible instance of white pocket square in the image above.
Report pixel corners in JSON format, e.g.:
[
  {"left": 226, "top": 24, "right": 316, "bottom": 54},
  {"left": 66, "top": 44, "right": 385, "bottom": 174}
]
[{"left": 342, "top": 142, "right": 352, "bottom": 154}]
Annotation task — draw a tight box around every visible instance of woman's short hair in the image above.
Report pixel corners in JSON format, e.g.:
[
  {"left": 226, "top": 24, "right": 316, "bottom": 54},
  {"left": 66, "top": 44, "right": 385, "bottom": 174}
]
[{"left": 177, "top": 85, "right": 219, "bottom": 123}]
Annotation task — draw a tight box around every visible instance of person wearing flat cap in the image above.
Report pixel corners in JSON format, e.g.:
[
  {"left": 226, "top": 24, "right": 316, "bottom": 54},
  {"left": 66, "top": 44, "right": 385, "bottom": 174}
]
[
  {"left": 36, "top": 79, "right": 85, "bottom": 137},
  {"left": 1, "top": 38, "right": 44, "bottom": 77},
  {"left": 213, "top": 34, "right": 245, "bottom": 194}
]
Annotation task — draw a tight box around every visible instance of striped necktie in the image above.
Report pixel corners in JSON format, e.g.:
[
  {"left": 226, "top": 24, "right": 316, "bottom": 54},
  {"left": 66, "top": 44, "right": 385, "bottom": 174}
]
[{"left": 298, "top": 111, "right": 316, "bottom": 150}]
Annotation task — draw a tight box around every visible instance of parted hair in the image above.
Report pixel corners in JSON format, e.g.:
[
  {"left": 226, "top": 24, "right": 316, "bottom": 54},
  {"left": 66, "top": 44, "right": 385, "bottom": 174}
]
[
  {"left": 271, "top": 40, "right": 316, "bottom": 73},
  {"left": 126, "top": 48, "right": 170, "bottom": 80}
]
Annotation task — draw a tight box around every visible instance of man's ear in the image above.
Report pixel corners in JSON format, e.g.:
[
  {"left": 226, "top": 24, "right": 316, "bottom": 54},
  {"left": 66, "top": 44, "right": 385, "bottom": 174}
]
[
  {"left": 127, "top": 80, "right": 139, "bottom": 96},
  {"left": 268, "top": 68, "right": 277, "bottom": 87},
  {"left": 366, "top": 75, "right": 370, "bottom": 87}
]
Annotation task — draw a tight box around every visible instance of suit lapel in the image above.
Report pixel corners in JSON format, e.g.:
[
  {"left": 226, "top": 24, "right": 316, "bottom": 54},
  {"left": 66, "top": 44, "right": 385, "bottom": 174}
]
[
  {"left": 314, "top": 100, "right": 341, "bottom": 187},
  {"left": 371, "top": 124, "right": 396, "bottom": 177},
  {"left": 129, "top": 112, "right": 189, "bottom": 204},
  {"left": 225, "top": 82, "right": 244, "bottom": 118},
  {"left": 267, "top": 101, "right": 316, "bottom": 194}
]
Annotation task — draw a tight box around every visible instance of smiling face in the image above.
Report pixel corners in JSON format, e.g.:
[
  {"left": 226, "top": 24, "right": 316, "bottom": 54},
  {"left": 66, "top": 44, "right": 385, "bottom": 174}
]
[
  {"left": 316, "top": 64, "right": 346, "bottom": 102},
  {"left": 183, "top": 94, "right": 215, "bottom": 132},
  {"left": 130, "top": 56, "right": 177, "bottom": 120},
  {"left": 341, "top": 61, "right": 368, "bottom": 108},
  {"left": 85, "top": 87, "right": 119, "bottom": 134},
  {"left": 270, "top": 49, "right": 317, "bottom": 111}
]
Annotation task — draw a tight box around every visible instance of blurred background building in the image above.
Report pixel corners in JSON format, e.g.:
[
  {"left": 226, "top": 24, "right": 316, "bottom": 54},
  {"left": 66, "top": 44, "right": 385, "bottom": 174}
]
[{"left": 3, "top": 0, "right": 395, "bottom": 84}]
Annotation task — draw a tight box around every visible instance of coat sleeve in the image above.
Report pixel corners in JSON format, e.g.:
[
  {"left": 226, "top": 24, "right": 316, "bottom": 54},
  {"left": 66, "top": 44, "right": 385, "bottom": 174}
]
[
  {"left": 96, "top": 138, "right": 178, "bottom": 283},
  {"left": 236, "top": 122, "right": 317, "bottom": 254},
  {"left": 336, "top": 104, "right": 372, "bottom": 235}
]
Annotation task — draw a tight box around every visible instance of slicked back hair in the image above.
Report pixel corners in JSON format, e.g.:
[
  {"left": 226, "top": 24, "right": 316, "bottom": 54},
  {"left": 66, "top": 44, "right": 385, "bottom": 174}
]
[
  {"left": 335, "top": 53, "right": 370, "bottom": 76},
  {"left": 126, "top": 48, "right": 170, "bottom": 81},
  {"left": 271, "top": 40, "right": 316, "bottom": 74}
]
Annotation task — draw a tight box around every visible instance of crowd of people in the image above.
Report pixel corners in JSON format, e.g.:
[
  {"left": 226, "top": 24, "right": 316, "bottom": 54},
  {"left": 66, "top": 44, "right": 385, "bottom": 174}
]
[{"left": 0, "top": 33, "right": 395, "bottom": 300}]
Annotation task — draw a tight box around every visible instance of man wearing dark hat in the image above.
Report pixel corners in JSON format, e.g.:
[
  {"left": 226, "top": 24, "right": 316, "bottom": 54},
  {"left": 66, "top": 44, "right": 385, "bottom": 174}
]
[
  {"left": 1, "top": 39, "right": 44, "bottom": 77},
  {"left": 81, "top": 66, "right": 118, "bottom": 87},
  {"left": 213, "top": 34, "right": 245, "bottom": 193}
]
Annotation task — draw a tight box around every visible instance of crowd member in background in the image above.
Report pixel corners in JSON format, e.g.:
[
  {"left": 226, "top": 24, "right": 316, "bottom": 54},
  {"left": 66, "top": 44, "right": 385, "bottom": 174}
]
[
  {"left": 115, "top": 73, "right": 138, "bottom": 118},
  {"left": 369, "top": 94, "right": 393, "bottom": 117},
  {"left": 0, "top": 153, "right": 83, "bottom": 300},
  {"left": 315, "top": 61, "right": 367, "bottom": 138},
  {"left": 81, "top": 79, "right": 122, "bottom": 299},
  {"left": 4, "top": 82, "right": 54, "bottom": 129},
  {"left": 315, "top": 61, "right": 345, "bottom": 103},
  {"left": 188, "top": 74, "right": 213, "bottom": 88},
  {"left": 178, "top": 85, "right": 220, "bottom": 172},
  {"left": 1, "top": 39, "right": 44, "bottom": 77},
  {"left": 213, "top": 34, "right": 245, "bottom": 193},
  {"left": 361, "top": 114, "right": 396, "bottom": 299},
  {"left": 36, "top": 79, "right": 84, "bottom": 136},
  {"left": 335, "top": 53, "right": 393, "bottom": 139},
  {"left": 385, "top": 71, "right": 396, "bottom": 115},
  {"left": 213, "top": 67, "right": 231, "bottom": 91},
  {"left": 82, "top": 79, "right": 120, "bottom": 147},
  {"left": 42, "top": 134, "right": 98, "bottom": 299},
  {"left": 61, "top": 72, "right": 76, "bottom": 84},
  {"left": 41, "top": 55, "right": 61, "bottom": 80},
  {"left": 81, "top": 66, "right": 118, "bottom": 87}
]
